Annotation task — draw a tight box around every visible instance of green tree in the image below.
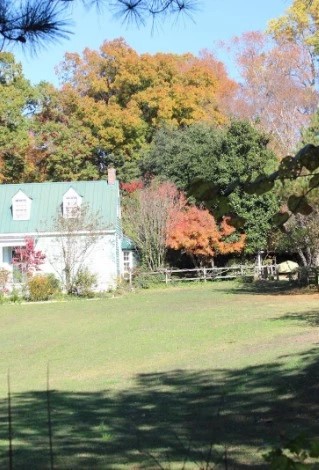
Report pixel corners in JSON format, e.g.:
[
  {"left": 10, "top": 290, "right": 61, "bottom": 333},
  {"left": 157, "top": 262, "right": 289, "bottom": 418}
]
[
  {"left": 29, "top": 82, "right": 100, "bottom": 181},
  {"left": 274, "top": 211, "right": 319, "bottom": 267},
  {"left": 301, "top": 108, "right": 319, "bottom": 148},
  {"left": 188, "top": 142, "right": 319, "bottom": 230},
  {"left": 0, "top": 67, "right": 100, "bottom": 183},
  {"left": 0, "top": 52, "right": 39, "bottom": 182},
  {"left": 142, "top": 121, "right": 280, "bottom": 253},
  {"left": 141, "top": 123, "right": 223, "bottom": 188}
]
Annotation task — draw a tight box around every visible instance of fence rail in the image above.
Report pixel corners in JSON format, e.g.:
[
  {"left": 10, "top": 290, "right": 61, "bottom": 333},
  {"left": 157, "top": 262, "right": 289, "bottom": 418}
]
[
  {"left": 165, "top": 265, "right": 257, "bottom": 283},
  {"left": 128, "top": 265, "right": 265, "bottom": 284},
  {"left": 125, "top": 264, "right": 284, "bottom": 285}
]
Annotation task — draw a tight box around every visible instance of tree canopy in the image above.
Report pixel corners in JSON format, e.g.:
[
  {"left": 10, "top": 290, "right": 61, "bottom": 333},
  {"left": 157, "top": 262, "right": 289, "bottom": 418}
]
[
  {"left": 227, "top": 31, "right": 317, "bottom": 155},
  {"left": 142, "top": 121, "right": 280, "bottom": 253},
  {"left": 268, "top": 0, "right": 319, "bottom": 61},
  {"left": 30, "top": 39, "right": 234, "bottom": 181},
  {"left": 0, "top": 52, "right": 39, "bottom": 182},
  {"left": 167, "top": 209, "right": 245, "bottom": 266},
  {"left": 0, "top": 43, "right": 236, "bottom": 183},
  {"left": 123, "top": 181, "right": 186, "bottom": 270}
]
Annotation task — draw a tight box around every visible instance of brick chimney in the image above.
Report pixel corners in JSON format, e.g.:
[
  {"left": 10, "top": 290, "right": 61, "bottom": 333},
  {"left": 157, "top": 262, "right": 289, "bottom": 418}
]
[{"left": 107, "top": 167, "right": 116, "bottom": 185}]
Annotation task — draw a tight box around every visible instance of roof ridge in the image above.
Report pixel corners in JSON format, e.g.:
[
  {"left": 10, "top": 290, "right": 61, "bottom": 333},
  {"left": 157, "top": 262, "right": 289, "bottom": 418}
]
[
  {"left": 0, "top": 180, "right": 119, "bottom": 234},
  {"left": 0, "top": 180, "right": 110, "bottom": 187}
]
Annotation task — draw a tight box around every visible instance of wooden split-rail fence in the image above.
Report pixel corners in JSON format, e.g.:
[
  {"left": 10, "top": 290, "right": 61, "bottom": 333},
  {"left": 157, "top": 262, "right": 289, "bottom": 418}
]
[{"left": 126, "top": 264, "right": 279, "bottom": 284}]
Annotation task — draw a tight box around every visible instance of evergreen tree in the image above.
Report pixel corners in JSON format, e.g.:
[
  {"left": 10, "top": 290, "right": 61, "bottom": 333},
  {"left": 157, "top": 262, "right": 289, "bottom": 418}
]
[{"left": 141, "top": 121, "right": 280, "bottom": 253}]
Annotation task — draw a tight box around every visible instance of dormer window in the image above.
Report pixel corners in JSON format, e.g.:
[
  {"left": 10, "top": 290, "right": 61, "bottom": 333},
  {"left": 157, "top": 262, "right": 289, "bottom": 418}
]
[
  {"left": 12, "top": 190, "right": 31, "bottom": 221},
  {"left": 63, "top": 188, "right": 82, "bottom": 218}
]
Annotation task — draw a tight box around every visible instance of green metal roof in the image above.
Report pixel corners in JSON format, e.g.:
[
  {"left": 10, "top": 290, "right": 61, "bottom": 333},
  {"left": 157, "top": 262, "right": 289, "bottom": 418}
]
[
  {"left": 0, "top": 180, "right": 120, "bottom": 234},
  {"left": 121, "top": 235, "right": 136, "bottom": 250}
]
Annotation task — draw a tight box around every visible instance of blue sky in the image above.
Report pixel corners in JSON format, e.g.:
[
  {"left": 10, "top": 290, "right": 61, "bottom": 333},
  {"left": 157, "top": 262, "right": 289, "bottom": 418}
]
[{"left": 12, "top": 0, "right": 290, "bottom": 87}]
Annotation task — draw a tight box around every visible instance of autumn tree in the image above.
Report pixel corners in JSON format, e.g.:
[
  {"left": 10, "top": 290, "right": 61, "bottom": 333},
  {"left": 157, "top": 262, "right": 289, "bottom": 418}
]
[
  {"left": 52, "top": 38, "right": 236, "bottom": 180},
  {"left": 227, "top": 31, "right": 318, "bottom": 155},
  {"left": 0, "top": 40, "right": 235, "bottom": 184},
  {"left": 142, "top": 121, "right": 280, "bottom": 253},
  {"left": 167, "top": 207, "right": 245, "bottom": 267},
  {"left": 121, "top": 180, "right": 144, "bottom": 193},
  {"left": 268, "top": 0, "right": 319, "bottom": 89},
  {"left": 12, "top": 237, "right": 46, "bottom": 276},
  {"left": 123, "top": 181, "right": 185, "bottom": 270}
]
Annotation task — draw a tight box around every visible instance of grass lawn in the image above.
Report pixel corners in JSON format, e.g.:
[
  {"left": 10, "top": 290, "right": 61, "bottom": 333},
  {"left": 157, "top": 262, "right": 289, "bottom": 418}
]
[{"left": 0, "top": 281, "right": 318, "bottom": 468}]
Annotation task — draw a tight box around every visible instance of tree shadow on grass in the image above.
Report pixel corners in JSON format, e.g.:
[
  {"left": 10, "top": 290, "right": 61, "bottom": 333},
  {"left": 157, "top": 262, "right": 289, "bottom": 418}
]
[
  {"left": 275, "top": 308, "right": 319, "bottom": 327},
  {"left": 0, "top": 347, "right": 319, "bottom": 469},
  {"left": 216, "top": 280, "right": 316, "bottom": 296}
]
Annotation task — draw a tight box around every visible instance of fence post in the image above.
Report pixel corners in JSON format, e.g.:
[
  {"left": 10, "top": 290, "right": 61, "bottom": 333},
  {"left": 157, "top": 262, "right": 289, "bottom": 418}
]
[
  {"left": 165, "top": 270, "right": 168, "bottom": 285},
  {"left": 203, "top": 267, "right": 207, "bottom": 282}
]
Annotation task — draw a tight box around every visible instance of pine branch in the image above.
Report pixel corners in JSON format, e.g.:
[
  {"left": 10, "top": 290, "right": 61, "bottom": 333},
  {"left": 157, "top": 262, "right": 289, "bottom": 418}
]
[
  {"left": 0, "top": 0, "right": 72, "bottom": 50},
  {"left": 0, "top": 0, "right": 200, "bottom": 50}
]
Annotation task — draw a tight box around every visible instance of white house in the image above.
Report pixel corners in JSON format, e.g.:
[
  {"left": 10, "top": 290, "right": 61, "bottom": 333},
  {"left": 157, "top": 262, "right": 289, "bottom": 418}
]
[{"left": 0, "top": 170, "right": 135, "bottom": 291}]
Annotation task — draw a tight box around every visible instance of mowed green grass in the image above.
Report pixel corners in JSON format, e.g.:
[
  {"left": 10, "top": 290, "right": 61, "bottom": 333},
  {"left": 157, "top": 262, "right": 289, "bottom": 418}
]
[{"left": 0, "top": 282, "right": 318, "bottom": 469}]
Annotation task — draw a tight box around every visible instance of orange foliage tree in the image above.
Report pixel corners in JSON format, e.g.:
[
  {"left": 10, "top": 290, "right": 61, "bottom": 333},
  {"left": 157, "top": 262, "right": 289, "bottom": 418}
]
[
  {"left": 123, "top": 181, "right": 186, "bottom": 270},
  {"left": 52, "top": 38, "right": 237, "bottom": 179},
  {"left": 167, "top": 206, "right": 245, "bottom": 266}
]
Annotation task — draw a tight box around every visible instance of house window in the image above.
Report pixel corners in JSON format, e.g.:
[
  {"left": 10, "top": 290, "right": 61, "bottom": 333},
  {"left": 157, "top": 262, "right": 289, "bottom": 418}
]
[
  {"left": 12, "top": 190, "right": 31, "bottom": 220},
  {"left": 123, "top": 251, "right": 131, "bottom": 273},
  {"left": 63, "top": 188, "right": 82, "bottom": 218},
  {"left": 12, "top": 248, "right": 21, "bottom": 282},
  {"left": 0, "top": 247, "right": 21, "bottom": 282}
]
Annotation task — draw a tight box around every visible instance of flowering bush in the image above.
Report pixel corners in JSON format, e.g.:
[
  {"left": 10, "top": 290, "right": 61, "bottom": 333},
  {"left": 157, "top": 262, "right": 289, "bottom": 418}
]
[{"left": 12, "top": 237, "right": 46, "bottom": 276}]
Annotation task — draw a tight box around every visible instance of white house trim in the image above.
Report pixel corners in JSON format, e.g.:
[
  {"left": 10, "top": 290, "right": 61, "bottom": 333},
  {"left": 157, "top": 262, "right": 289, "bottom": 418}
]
[
  {"left": 12, "top": 190, "right": 32, "bottom": 221},
  {"left": 62, "top": 187, "right": 82, "bottom": 218}
]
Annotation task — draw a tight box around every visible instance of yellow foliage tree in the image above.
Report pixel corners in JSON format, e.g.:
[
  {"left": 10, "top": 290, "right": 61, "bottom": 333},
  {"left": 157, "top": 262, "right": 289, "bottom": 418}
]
[
  {"left": 268, "top": 0, "right": 319, "bottom": 88},
  {"left": 55, "top": 38, "right": 236, "bottom": 179},
  {"left": 269, "top": 0, "right": 319, "bottom": 49}
]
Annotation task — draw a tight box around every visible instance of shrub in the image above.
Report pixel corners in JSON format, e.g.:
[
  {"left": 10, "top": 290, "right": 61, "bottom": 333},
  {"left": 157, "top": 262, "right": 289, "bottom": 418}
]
[
  {"left": 28, "top": 274, "right": 60, "bottom": 301},
  {"left": 0, "top": 268, "right": 10, "bottom": 302},
  {"left": 0, "top": 290, "right": 7, "bottom": 304},
  {"left": 9, "top": 287, "right": 22, "bottom": 303},
  {"left": 133, "top": 270, "right": 165, "bottom": 289},
  {"left": 73, "top": 268, "right": 97, "bottom": 297},
  {"left": 0, "top": 268, "right": 9, "bottom": 288}
]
